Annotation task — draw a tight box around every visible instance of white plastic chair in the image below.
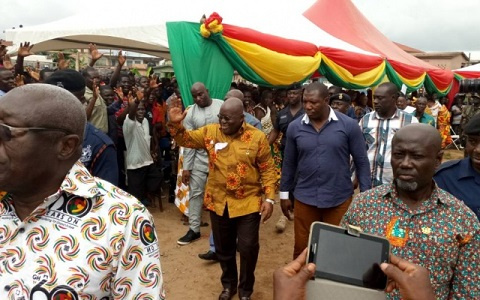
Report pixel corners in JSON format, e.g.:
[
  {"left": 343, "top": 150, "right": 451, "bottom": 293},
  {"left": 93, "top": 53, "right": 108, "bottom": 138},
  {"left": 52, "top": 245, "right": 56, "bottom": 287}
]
[{"left": 450, "top": 127, "right": 462, "bottom": 150}]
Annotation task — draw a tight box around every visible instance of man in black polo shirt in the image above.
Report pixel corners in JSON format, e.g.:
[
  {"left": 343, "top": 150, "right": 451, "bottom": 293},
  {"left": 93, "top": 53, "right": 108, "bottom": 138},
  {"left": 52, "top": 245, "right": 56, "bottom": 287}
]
[
  {"left": 269, "top": 83, "right": 304, "bottom": 155},
  {"left": 269, "top": 83, "right": 304, "bottom": 232}
]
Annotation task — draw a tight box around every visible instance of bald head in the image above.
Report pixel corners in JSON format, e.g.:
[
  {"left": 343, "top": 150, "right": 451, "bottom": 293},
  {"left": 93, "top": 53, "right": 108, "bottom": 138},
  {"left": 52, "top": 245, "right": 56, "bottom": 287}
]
[
  {"left": 393, "top": 123, "right": 441, "bottom": 152},
  {"left": 0, "top": 84, "right": 87, "bottom": 195},
  {"left": 391, "top": 123, "right": 443, "bottom": 194},
  {"left": 1, "top": 84, "right": 86, "bottom": 141},
  {"left": 221, "top": 97, "right": 244, "bottom": 115},
  {"left": 191, "top": 82, "right": 206, "bottom": 92},
  {"left": 219, "top": 97, "right": 245, "bottom": 135},
  {"left": 225, "top": 89, "right": 244, "bottom": 101},
  {"left": 191, "top": 82, "right": 211, "bottom": 108}
]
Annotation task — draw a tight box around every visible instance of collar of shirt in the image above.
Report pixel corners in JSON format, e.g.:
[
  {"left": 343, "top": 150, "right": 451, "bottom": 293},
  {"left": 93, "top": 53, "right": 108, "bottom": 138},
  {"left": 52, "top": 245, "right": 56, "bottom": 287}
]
[
  {"left": 381, "top": 182, "right": 455, "bottom": 215},
  {"left": 60, "top": 161, "right": 105, "bottom": 199},
  {"left": 301, "top": 107, "right": 338, "bottom": 124},
  {"left": 458, "top": 158, "right": 480, "bottom": 181},
  {"left": 85, "top": 86, "right": 93, "bottom": 94},
  {"left": 232, "top": 122, "right": 247, "bottom": 138},
  {"left": 374, "top": 108, "right": 403, "bottom": 120}
]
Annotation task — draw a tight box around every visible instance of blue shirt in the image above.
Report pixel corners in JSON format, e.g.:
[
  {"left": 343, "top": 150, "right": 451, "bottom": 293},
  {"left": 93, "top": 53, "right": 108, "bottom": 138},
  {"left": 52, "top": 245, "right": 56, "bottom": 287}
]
[
  {"left": 280, "top": 108, "right": 371, "bottom": 208},
  {"left": 434, "top": 158, "right": 480, "bottom": 220},
  {"left": 107, "top": 100, "right": 122, "bottom": 144},
  {"left": 244, "top": 112, "right": 262, "bottom": 130},
  {"left": 81, "top": 123, "right": 119, "bottom": 185},
  {"left": 346, "top": 106, "right": 357, "bottom": 119}
]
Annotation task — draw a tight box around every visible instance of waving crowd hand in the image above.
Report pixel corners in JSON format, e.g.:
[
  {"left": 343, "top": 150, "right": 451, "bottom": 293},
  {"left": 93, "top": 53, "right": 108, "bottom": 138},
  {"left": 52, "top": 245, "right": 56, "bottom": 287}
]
[
  {"left": 57, "top": 52, "right": 69, "bottom": 70},
  {"left": 17, "top": 42, "right": 35, "bottom": 57}
]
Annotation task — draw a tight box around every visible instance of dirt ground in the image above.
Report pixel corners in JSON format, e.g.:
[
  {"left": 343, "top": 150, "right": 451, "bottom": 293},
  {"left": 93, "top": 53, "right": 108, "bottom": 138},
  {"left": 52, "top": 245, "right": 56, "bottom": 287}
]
[{"left": 150, "top": 149, "right": 464, "bottom": 300}]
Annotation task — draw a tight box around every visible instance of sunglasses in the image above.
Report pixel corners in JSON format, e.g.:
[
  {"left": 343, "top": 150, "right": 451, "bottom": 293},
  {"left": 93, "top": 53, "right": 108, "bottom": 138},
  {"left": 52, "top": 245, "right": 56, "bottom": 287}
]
[{"left": 0, "top": 123, "right": 71, "bottom": 141}]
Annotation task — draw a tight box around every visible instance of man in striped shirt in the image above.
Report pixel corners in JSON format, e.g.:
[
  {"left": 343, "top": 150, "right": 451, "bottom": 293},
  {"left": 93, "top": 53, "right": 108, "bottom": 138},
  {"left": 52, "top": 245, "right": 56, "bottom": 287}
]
[{"left": 360, "top": 83, "right": 418, "bottom": 187}]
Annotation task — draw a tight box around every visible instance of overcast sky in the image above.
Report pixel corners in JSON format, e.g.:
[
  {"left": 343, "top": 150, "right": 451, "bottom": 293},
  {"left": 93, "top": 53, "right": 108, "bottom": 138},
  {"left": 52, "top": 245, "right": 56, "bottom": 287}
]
[{"left": 1, "top": 0, "right": 479, "bottom": 57}]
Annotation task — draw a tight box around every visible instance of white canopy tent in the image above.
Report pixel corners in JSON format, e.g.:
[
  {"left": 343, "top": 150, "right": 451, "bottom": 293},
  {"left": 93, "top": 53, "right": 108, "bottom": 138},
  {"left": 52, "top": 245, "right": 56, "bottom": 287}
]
[
  {"left": 453, "top": 62, "right": 480, "bottom": 72},
  {"left": 5, "top": 0, "right": 378, "bottom": 58}
]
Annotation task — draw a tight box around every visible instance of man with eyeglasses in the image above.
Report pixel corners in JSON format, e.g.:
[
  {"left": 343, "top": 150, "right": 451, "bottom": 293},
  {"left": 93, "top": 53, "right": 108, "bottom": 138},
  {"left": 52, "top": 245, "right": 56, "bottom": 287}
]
[
  {"left": 0, "top": 84, "right": 165, "bottom": 299},
  {"left": 168, "top": 97, "right": 276, "bottom": 300},
  {"left": 177, "top": 82, "right": 223, "bottom": 246},
  {"left": 198, "top": 89, "right": 262, "bottom": 261}
]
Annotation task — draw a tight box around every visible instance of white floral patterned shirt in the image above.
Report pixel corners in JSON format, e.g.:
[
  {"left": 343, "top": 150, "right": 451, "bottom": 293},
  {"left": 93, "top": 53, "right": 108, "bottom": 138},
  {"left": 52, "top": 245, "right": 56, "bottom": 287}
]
[{"left": 0, "top": 162, "right": 165, "bottom": 299}]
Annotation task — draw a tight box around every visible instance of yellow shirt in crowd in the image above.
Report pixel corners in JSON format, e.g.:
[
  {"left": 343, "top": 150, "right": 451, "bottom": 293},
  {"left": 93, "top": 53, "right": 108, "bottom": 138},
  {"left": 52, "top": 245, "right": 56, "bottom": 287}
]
[{"left": 169, "top": 122, "right": 277, "bottom": 218}]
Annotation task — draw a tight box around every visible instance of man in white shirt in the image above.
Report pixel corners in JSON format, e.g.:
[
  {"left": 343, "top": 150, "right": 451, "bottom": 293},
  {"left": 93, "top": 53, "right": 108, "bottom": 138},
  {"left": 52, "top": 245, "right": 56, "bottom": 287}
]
[
  {"left": 123, "top": 94, "right": 162, "bottom": 205},
  {"left": 177, "top": 82, "right": 223, "bottom": 245},
  {"left": 0, "top": 85, "right": 165, "bottom": 299}
]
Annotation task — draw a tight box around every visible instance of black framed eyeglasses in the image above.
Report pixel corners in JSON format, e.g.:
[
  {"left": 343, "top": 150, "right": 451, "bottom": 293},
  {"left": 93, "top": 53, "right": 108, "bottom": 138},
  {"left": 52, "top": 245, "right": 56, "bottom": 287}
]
[
  {"left": 0, "top": 123, "right": 71, "bottom": 141},
  {"left": 217, "top": 114, "right": 242, "bottom": 122}
]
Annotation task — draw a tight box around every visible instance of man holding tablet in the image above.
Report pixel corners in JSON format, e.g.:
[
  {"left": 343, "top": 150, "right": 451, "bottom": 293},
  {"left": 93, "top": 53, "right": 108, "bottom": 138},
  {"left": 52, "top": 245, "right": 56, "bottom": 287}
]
[
  {"left": 273, "top": 249, "right": 436, "bottom": 300},
  {"left": 342, "top": 124, "right": 480, "bottom": 299}
]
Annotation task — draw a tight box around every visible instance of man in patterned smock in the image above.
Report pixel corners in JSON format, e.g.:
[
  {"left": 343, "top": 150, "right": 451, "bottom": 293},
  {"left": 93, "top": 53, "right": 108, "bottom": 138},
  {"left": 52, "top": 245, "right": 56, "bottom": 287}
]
[
  {"left": 0, "top": 85, "right": 165, "bottom": 299},
  {"left": 342, "top": 123, "right": 480, "bottom": 299}
]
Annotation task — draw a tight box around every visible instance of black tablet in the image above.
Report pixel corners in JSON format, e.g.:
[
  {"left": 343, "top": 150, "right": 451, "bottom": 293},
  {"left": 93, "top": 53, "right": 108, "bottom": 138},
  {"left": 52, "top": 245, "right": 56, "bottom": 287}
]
[{"left": 307, "top": 222, "right": 390, "bottom": 290}]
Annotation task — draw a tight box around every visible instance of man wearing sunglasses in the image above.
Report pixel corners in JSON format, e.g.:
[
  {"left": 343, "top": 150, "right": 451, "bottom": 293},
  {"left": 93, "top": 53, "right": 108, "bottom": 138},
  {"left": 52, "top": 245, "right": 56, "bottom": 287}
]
[{"left": 0, "top": 84, "right": 165, "bottom": 299}]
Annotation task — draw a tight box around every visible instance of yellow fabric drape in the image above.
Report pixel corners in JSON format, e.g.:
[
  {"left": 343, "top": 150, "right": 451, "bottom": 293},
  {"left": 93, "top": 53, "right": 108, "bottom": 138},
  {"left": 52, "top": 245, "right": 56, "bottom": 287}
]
[
  {"left": 396, "top": 71, "right": 426, "bottom": 88},
  {"left": 321, "top": 54, "right": 386, "bottom": 86},
  {"left": 224, "top": 36, "right": 321, "bottom": 86}
]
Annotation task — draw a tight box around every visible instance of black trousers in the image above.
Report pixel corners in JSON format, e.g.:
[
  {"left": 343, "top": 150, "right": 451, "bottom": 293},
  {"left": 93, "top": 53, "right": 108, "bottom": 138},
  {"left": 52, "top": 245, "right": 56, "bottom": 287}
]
[
  {"left": 127, "top": 163, "right": 162, "bottom": 201},
  {"left": 210, "top": 207, "right": 260, "bottom": 298}
]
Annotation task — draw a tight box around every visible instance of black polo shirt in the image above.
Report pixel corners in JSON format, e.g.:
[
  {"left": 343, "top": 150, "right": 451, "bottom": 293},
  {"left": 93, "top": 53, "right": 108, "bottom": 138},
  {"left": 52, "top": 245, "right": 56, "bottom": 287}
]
[{"left": 274, "top": 105, "right": 305, "bottom": 151}]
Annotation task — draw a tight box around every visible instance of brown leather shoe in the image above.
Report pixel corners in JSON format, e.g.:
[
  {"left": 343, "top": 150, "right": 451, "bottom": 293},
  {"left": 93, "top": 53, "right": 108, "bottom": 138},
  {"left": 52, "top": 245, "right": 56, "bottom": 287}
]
[{"left": 218, "top": 288, "right": 237, "bottom": 300}]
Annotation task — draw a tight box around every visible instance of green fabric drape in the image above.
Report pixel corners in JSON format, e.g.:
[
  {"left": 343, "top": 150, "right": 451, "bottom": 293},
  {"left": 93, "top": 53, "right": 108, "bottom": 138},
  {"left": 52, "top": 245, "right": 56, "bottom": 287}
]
[
  {"left": 166, "top": 22, "right": 234, "bottom": 106},
  {"left": 318, "top": 61, "right": 384, "bottom": 89},
  {"left": 424, "top": 75, "right": 452, "bottom": 97},
  {"left": 385, "top": 62, "right": 425, "bottom": 93}
]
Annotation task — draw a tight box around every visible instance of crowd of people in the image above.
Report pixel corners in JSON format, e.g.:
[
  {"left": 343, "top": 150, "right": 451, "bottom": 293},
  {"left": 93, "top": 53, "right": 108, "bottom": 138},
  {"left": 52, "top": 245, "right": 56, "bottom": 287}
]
[{"left": 0, "top": 41, "right": 479, "bottom": 300}]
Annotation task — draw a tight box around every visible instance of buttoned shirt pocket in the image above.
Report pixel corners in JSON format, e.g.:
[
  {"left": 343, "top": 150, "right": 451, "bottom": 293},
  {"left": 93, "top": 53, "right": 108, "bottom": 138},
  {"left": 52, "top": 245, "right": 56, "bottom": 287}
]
[
  {"left": 278, "top": 116, "right": 289, "bottom": 133},
  {"left": 363, "top": 126, "right": 377, "bottom": 147}
]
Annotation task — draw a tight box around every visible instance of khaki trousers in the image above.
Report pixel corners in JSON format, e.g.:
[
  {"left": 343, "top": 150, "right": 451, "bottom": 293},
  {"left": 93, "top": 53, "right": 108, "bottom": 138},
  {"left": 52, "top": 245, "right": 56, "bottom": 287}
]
[{"left": 293, "top": 197, "right": 352, "bottom": 259}]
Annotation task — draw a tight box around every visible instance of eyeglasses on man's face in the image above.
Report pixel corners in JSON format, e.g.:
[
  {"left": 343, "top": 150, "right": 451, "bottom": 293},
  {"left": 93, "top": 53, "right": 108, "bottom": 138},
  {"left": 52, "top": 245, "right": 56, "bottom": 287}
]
[
  {"left": 0, "top": 123, "right": 71, "bottom": 141},
  {"left": 217, "top": 114, "right": 242, "bottom": 122}
]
